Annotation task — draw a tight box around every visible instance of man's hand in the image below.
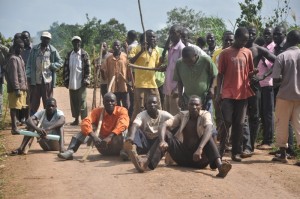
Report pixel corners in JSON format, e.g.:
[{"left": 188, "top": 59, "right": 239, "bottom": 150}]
[
  {"left": 159, "top": 141, "right": 169, "bottom": 151},
  {"left": 92, "top": 136, "right": 103, "bottom": 149},
  {"left": 15, "top": 89, "right": 21, "bottom": 97},
  {"left": 156, "top": 65, "right": 167, "bottom": 72},
  {"left": 36, "top": 128, "right": 47, "bottom": 138},
  {"left": 193, "top": 148, "right": 203, "bottom": 162},
  {"left": 123, "top": 139, "right": 133, "bottom": 151}
]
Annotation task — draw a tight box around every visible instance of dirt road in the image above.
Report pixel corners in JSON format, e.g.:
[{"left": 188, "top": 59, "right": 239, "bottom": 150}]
[{"left": 1, "top": 87, "right": 300, "bottom": 199}]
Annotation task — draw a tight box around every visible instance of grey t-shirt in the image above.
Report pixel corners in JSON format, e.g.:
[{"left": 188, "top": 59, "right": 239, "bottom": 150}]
[
  {"left": 34, "top": 109, "right": 64, "bottom": 134},
  {"left": 133, "top": 110, "right": 173, "bottom": 139},
  {"left": 272, "top": 46, "right": 300, "bottom": 100}
]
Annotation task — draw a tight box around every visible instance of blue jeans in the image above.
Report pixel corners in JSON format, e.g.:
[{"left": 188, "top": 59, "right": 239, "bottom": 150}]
[{"left": 133, "top": 129, "right": 158, "bottom": 155}]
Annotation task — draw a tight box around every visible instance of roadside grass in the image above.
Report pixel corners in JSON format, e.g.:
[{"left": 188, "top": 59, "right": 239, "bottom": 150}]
[{"left": 0, "top": 83, "right": 9, "bottom": 199}]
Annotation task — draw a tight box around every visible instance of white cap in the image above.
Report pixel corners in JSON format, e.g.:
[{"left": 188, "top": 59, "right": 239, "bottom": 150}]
[
  {"left": 72, "top": 36, "right": 81, "bottom": 41},
  {"left": 41, "top": 31, "right": 52, "bottom": 39}
]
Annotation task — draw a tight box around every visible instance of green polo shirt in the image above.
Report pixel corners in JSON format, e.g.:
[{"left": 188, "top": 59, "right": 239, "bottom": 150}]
[{"left": 173, "top": 56, "right": 218, "bottom": 102}]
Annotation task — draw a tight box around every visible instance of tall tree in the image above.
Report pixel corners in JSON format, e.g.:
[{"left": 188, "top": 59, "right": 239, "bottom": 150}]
[{"left": 156, "top": 6, "right": 226, "bottom": 47}]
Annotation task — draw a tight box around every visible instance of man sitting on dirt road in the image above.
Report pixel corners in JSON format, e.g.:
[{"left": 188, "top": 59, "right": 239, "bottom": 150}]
[
  {"left": 127, "top": 95, "right": 232, "bottom": 178},
  {"left": 58, "top": 92, "right": 130, "bottom": 160},
  {"left": 123, "top": 95, "right": 173, "bottom": 160},
  {"left": 11, "top": 97, "right": 66, "bottom": 155}
]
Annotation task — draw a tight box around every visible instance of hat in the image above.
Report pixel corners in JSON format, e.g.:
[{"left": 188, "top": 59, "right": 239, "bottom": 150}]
[
  {"left": 72, "top": 36, "right": 81, "bottom": 41},
  {"left": 41, "top": 31, "right": 52, "bottom": 39}
]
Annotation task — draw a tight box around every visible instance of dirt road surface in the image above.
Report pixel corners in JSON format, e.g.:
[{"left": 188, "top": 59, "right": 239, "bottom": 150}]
[{"left": 1, "top": 87, "right": 299, "bottom": 199}]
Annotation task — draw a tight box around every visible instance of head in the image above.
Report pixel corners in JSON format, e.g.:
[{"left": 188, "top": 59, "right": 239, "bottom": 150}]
[
  {"left": 45, "top": 98, "right": 57, "bottom": 116},
  {"left": 196, "top": 36, "right": 206, "bottom": 49},
  {"left": 145, "top": 95, "right": 159, "bottom": 115},
  {"left": 13, "top": 39, "right": 24, "bottom": 55},
  {"left": 254, "top": 36, "right": 265, "bottom": 46},
  {"left": 273, "top": 25, "right": 287, "bottom": 45},
  {"left": 286, "top": 30, "right": 300, "bottom": 47},
  {"left": 206, "top": 33, "right": 215, "bottom": 48},
  {"left": 263, "top": 27, "right": 273, "bottom": 45},
  {"left": 182, "top": 46, "right": 197, "bottom": 66},
  {"left": 222, "top": 31, "right": 234, "bottom": 49},
  {"left": 71, "top": 36, "right": 81, "bottom": 52},
  {"left": 13, "top": 33, "right": 22, "bottom": 41},
  {"left": 247, "top": 26, "right": 257, "bottom": 45},
  {"left": 140, "top": 30, "right": 156, "bottom": 48},
  {"left": 21, "top": 31, "right": 31, "bottom": 47},
  {"left": 103, "top": 92, "right": 117, "bottom": 114},
  {"left": 233, "top": 27, "right": 249, "bottom": 49},
  {"left": 40, "top": 31, "right": 51, "bottom": 47},
  {"left": 102, "top": 42, "right": 108, "bottom": 54},
  {"left": 112, "top": 40, "right": 121, "bottom": 54},
  {"left": 188, "top": 95, "right": 202, "bottom": 117},
  {"left": 180, "top": 28, "right": 190, "bottom": 46},
  {"left": 169, "top": 25, "right": 182, "bottom": 44},
  {"left": 127, "top": 30, "right": 137, "bottom": 44}
]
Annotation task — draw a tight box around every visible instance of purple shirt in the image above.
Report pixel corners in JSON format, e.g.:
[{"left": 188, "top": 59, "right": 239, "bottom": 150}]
[
  {"left": 257, "top": 42, "right": 275, "bottom": 87},
  {"left": 163, "top": 40, "right": 185, "bottom": 95}
]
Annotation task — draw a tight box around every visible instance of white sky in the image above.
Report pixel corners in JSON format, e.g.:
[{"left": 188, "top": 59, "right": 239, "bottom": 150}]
[{"left": 0, "top": 0, "right": 299, "bottom": 38}]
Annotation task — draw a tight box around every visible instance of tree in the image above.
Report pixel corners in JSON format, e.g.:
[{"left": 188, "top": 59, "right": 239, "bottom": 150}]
[
  {"left": 235, "top": 0, "right": 263, "bottom": 33},
  {"left": 156, "top": 7, "right": 226, "bottom": 47}
]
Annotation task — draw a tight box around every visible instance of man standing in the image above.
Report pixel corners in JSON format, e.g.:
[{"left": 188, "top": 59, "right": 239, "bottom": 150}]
[
  {"left": 63, "top": 36, "right": 90, "bottom": 125},
  {"left": 0, "top": 40, "right": 9, "bottom": 117},
  {"left": 216, "top": 27, "right": 255, "bottom": 162},
  {"left": 271, "top": 30, "right": 300, "bottom": 164},
  {"left": 6, "top": 39, "right": 27, "bottom": 134},
  {"left": 163, "top": 25, "right": 185, "bottom": 115},
  {"left": 129, "top": 30, "right": 162, "bottom": 121},
  {"left": 128, "top": 95, "right": 232, "bottom": 178},
  {"left": 181, "top": 28, "right": 209, "bottom": 57},
  {"left": 10, "top": 97, "right": 65, "bottom": 155},
  {"left": 19, "top": 31, "right": 32, "bottom": 124},
  {"left": 93, "top": 42, "right": 111, "bottom": 99},
  {"left": 103, "top": 40, "right": 128, "bottom": 109},
  {"left": 205, "top": 33, "right": 217, "bottom": 58},
  {"left": 256, "top": 27, "right": 276, "bottom": 150},
  {"left": 58, "top": 92, "right": 130, "bottom": 160},
  {"left": 26, "top": 31, "right": 63, "bottom": 115}
]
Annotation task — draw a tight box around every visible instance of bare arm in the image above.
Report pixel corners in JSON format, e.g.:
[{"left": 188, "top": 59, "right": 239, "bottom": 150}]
[
  {"left": 126, "top": 123, "right": 140, "bottom": 142},
  {"left": 215, "top": 73, "right": 224, "bottom": 103}
]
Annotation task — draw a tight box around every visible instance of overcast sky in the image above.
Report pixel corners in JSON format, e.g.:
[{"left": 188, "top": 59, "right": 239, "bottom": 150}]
[{"left": 0, "top": 0, "right": 299, "bottom": 39}]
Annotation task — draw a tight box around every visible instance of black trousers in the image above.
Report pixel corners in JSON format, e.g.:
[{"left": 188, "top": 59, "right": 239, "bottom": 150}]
[{"left": 147, "top": 131, "right": 220, "bottom": 170}]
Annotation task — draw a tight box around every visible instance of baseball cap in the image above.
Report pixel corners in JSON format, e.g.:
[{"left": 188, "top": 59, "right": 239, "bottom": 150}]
[
  {"left": 41, "top": 31, "right": 52, "bottom": 39},
  {"left": 72, "top": 36, "right": 81, "bottom": 41}
]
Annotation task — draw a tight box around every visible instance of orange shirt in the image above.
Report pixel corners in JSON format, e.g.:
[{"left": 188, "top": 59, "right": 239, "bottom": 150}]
[
  {"left": 218, "top": 46, "right": 254, "bottom": 100},
  {"left": 81, "top": 106, "right": 129, "bottom": 138},
  {"left": 104, "top": 52, "right": 128, "bottom": 92}
]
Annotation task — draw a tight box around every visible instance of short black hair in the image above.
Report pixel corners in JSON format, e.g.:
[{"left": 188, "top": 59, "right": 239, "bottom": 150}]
[
  {"left": 182, "top": 46, "right": 196, "bottom": 58},
  {"left": 21, "top": 31, "right": 30, "bottom": 37},
  {"left": 235, "top": 27, "right": 249, "bottom": 39},
  {"left": 127, "top": 30, "right": 137, "bottom": 40},
  {"left": 287, "top": 30, "right": 300, "bottom": 46}
]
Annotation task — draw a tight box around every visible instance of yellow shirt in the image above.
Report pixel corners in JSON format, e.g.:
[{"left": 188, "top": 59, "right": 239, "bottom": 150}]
[
  {"left": 211, "top": 48, "right": 223, "bottom": 66},
  {"left": 129, "top": 45, "right": 160, "bottom": 88}
]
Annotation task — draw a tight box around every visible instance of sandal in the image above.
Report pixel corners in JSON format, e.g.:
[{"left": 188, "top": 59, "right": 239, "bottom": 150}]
[{"left": 10, "top": 149, "right": 24, "bottom": 156}]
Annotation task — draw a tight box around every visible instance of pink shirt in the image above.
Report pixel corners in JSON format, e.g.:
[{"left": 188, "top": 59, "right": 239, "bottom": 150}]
[
  {"left": 163, "top": 40, "right": 185, "bottom": 95},
  {"left": 257, "top": 42, "right": 275, "bottom": 87}
]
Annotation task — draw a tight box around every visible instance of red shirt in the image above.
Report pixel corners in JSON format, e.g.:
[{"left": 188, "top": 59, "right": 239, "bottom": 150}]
[
  {"left": 81, "top": 106, "right": 129, "bottom": 138},
  {"left": 218, "top": 47, "right": 254, "bottom": 99}
]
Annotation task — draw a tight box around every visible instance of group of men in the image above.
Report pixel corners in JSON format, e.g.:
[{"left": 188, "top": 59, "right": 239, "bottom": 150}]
[{"left": 1, "top": 23, "right": 299, "bottom": 178}]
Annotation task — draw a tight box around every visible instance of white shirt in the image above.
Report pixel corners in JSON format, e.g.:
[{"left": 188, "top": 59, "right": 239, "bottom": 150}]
[
  {"left": 187, "top": 43, "right": 209, "bottom": 57},
  {"left": 69, "top": 49, "right": 82, "bottom": 90}
]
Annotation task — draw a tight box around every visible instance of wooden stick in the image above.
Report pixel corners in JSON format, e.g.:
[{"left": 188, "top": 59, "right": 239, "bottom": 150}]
[{"left": 128, "top": 63, "right": 158, "bottom": 71}]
